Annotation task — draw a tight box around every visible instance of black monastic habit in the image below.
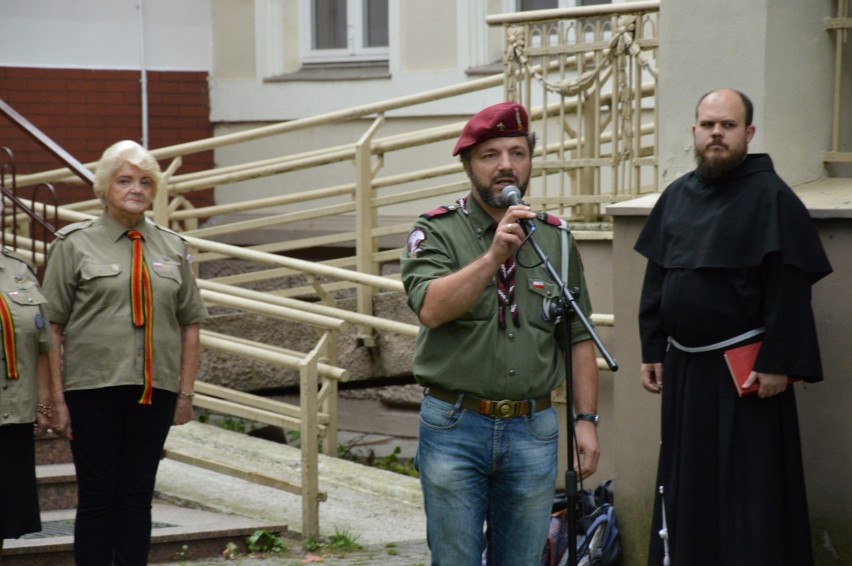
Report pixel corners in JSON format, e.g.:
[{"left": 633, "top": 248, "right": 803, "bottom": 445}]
[{"left": 635, "top": 154, "right": 832, "bottom": 566}]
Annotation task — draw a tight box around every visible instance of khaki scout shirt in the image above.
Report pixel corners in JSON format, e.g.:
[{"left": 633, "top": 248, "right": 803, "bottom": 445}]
[
  {"left": 400, "top": 194, "right": 593, "bottom": 401},
  {"left": 0, "top": 250, "right": 52, "bottom": 425},
  {"left": 41, "top": 214, "right": 208, "bottom": 393}
]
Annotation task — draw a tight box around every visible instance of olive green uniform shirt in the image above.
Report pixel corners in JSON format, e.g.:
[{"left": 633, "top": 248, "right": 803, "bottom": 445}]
[
  {"left": 0, "top": 250, "right": 53, "bottom": 425},
  {"left": 401, "top": 194, "right": 593, "bottom": 400},
  {"left": 41, "top": 214, "right": 208, "bottom": 393}
]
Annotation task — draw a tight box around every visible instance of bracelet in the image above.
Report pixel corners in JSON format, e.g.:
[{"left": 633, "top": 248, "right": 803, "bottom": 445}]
[
  {"left": 178, "top": 390, "right": 195, "bottom": 400},
  {"left": 36, "top": 403, "right": 53, "bottom": 416}
]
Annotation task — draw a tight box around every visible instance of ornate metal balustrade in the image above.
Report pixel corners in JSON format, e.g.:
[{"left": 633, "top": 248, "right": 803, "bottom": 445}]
[
  {"left": 488, "top": 1, "right": 660, "bottom": 221},
  {"left": 826, "top": 0, "right": 851, "bottom": 167}
]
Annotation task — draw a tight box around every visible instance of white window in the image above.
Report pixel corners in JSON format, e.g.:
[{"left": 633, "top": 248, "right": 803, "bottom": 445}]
[
  {"left": 515, "top": 0, "right": 610, "bottom": 9},
  {"left": 302, "top": 0, "right": 388, "bottom": 63}
]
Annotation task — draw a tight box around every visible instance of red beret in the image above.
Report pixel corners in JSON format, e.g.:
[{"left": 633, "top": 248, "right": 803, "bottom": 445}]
[{"left": 452, "top": 102, "right": 529, "bottom": 156}]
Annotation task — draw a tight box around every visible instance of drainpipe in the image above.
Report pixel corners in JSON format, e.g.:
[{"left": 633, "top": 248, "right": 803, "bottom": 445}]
[{"left": 137, "top": 0, "right": 149, "bottom": 148}]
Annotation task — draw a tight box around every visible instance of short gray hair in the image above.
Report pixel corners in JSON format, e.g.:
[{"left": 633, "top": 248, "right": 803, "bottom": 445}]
[{"left": 92, "top": 140, "right": 162, "bottom": 202}]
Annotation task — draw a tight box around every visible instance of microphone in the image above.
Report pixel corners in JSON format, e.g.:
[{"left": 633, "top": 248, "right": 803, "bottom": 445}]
[
  {"left": 500, "top": 185, "right": 525, "bottom": 207},
  {"left": 500, "top": 185, "right": 535, "bottom": 234}
]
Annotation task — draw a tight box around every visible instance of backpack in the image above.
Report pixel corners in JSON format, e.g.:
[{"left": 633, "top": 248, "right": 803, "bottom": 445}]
[{"left": 543, "top": 480, "right": 623, "bottom": 566}]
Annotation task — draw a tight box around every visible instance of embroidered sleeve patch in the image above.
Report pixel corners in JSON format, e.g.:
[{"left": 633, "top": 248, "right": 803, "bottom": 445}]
[{"left": 406, "top": 229, "right": 427, "bottom": 258}]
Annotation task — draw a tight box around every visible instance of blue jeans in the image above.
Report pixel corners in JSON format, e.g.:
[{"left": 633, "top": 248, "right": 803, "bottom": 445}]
[{"left": 417, "top": 394, "right": 559, "bottom": 566}]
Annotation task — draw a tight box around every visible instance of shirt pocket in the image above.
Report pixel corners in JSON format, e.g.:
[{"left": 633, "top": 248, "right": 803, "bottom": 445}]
[
  {"left": 81, "top": 261, "right": 122, "bottom": 281},
  {"left": 5, "top": 284, "right": 48, "bottom": 337},
  {"left": 6, "top": 282, "right": 48, "bottom": 307},
  {"left": 524, "top": 276, "right": 561, "bottom": 330},
  {"left": 458, "top": 279, "right": 496, "bottom": 321},
  {"left": 151, "top": 261, "right": 182, "bottom": 286}
]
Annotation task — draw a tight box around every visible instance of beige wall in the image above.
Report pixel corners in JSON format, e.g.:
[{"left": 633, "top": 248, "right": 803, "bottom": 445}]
[
  {"left": 657, "top": 0, "right": 837, "bottom": 187},
  {"left": 609, "top": 198, "right": 852, "bottom": 565},
  {"left": 400, "top": 0, "right": 458, "bottom": 71},
  {"left": 608, "top": 209, "right": 659, "bottom": 565},
  {"left": 212, "top": 0, "right": 256, "bottom": 79}
]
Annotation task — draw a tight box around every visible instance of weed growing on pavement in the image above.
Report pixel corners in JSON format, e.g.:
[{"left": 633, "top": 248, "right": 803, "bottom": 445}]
[
  {"left": 326, "top": 527, "right": 362, "bottom": 553},
  {"left": 338, "top": 440, "right": 418, "bottom": 478},
  {"left": 303, "top": 536, "right": 321, "bottom": 553},
  {"left": 246, "top": 529, "right": 288, "bottom": 554},
  {"left": 222, "top": 541, "right": 239, "bottom": 559}
]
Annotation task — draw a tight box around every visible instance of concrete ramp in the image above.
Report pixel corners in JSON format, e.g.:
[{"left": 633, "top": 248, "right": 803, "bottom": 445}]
[{"left": 156, "top": 421, "right": 425, "bottom": 546}]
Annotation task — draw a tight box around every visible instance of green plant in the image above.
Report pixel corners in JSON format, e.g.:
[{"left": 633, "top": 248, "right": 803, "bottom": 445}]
[
  {"left": 222, "top": 541, "right": 239, "bottom": 559},
  {"left": 221, "top": 415, "right": 250, "bottom": 434},
  {"left": 337, "top": 440, "right": 419, "bottom": 478},
  {"left": 326, "top": 527, "right": 362, "bottom": 553},
  {"left": 371, "top": 446, "right": 419, "bottom": 478},
  {"left": 246, "top": 529, "right": 288, "bottom": 554},
  {"left": 303, "top": 537, "right": 321, "bottom": 552}
]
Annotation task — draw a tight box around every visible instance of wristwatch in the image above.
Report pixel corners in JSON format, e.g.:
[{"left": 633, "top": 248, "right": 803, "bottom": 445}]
[{"left": 575, "top": 413, "right": 600, "bottom": 427}]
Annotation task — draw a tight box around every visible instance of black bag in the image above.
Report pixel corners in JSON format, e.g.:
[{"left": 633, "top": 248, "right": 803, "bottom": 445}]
[{"left": 543, "top": 480, "right": 623, "bottom": 566}]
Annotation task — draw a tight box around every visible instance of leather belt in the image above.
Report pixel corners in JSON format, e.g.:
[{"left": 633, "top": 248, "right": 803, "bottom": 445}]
[{"left": 426, "top": 386, "right": 551, "bottom": 419}]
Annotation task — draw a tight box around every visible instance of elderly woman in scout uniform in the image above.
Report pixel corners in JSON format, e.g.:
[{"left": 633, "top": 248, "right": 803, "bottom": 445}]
[
  {"left": 0, "top": 247, "right": 56, "bottom": 555},
  {"left": 42, "top": 140, "right": 208, "bottom": 566}
]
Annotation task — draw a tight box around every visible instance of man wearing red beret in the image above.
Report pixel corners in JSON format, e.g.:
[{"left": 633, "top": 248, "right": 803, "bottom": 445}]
[{"left": 401, "top": 101, "right": 600, "bottom": 565}]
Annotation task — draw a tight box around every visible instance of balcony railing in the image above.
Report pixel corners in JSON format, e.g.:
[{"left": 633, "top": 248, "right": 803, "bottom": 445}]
[
  {"left": 488, "top": 1, "right": 660, "bottom": 220},
  {"left": 826, "top": 0, "right": 851, "bottom": 167}
]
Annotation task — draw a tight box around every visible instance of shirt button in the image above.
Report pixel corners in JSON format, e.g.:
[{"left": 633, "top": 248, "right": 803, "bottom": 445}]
[
  {"left": 2, "top": 413, "right": 8, "bottom": 420},
  {"left": 507, "top": 332, "right": 515, "bottom": 340},
  {"left": 508, "top": 369, "right": 516, "bottom": 377}
]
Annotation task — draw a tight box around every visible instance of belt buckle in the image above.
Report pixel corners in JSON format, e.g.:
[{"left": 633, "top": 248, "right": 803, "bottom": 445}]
[{"left": 495, "top": 399, "right": 515, "bottom": 419}]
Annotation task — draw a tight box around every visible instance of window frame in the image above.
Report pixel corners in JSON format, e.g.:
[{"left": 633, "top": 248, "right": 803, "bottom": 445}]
[{"left": 300, "top": 0, "right": 389, "bottom": 64}]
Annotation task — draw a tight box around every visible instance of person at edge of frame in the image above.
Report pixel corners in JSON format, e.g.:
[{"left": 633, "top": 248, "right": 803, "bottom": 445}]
[
  {"left": 636, "top": 88, "right": 832, "bottom": 566},
  {"left": 0, "top": 244, "right": 60, "bottom": 557}
]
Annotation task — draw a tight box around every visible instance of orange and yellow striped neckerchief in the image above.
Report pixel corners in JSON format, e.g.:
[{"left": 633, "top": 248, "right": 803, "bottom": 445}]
[
  {"left": 127, "top": 230, "right": 154, "bottom": 405},
  {"left": 0, "top": 293, "right": 18, "bottom": 379}
]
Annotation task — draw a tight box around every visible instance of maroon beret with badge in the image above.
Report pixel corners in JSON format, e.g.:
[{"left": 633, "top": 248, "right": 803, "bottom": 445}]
[{"left": 452, "top": 101, "right": 529, "bottom": 156}]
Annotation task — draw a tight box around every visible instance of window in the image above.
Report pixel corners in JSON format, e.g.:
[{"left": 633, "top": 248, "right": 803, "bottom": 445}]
[
  {"left": 305, "top": 0, "right": 388, "bottom": 62},
  {"left": 517, "top": 0, "right": 610, "bottom": 9}
]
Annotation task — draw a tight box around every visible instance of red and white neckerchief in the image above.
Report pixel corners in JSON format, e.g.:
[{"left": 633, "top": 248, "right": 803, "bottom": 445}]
[
  {"left": 496, "top": 255, "right": 520, "bottom": 329},
  {"left": 127, "top": 230, "right": 154, "bottom": 405},
  {"left": 456, "top": 195, "right": 469, "bottom": 214}
]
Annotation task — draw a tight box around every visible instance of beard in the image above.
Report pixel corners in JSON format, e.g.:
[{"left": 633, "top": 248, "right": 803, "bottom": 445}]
[
  {"left": 471, "top": 175, "right": 528, "bottom": 208},
  {"left": 694, "top": 143, "right": 747, "bottom": 182}
]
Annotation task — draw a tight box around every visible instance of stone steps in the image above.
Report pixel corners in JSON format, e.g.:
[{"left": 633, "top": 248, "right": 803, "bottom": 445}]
[
  {"left": 6, "top": 431, "right": 292, "bottom": 564},
  {"left": 3, "top": 504, "right": 290, "bottom": 565}
]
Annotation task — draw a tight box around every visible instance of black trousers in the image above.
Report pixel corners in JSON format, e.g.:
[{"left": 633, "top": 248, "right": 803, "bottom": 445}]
[
  {"left": 0, "top": 423, "right": 41, "bottom": 539},
  {"left": 65, "top": 386, "right": 176, "bottom": 566}
]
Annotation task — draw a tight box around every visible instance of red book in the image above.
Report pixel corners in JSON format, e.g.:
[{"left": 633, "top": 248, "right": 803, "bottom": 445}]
[
  {"left": 723, "top": 341, "right": 763, "bottom": 396},
  {"left": 723, "top": 341, "right": 796, "bottom": 397}
]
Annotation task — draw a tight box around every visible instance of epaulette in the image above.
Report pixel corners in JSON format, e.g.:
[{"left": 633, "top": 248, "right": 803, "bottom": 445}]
[
  {"left": 537, "top": 212, "right": 567, "bottom": 228},
  {"left": 1, "top": 247, "right": 37, "bottom": 276},
  {"left": 150, "top": 219, "right": 186, "bottom": 242},
  {"left": 419, "top": 205, "right": 459, "bottom": 220},
  {"left": 54, "top": 219, "right": 95, "bottom": 239}
]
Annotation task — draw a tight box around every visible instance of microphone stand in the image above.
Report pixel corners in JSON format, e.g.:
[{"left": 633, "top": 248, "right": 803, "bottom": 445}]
[{"left": 516, "top": 220, "right": 618, "bottom": 566}]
